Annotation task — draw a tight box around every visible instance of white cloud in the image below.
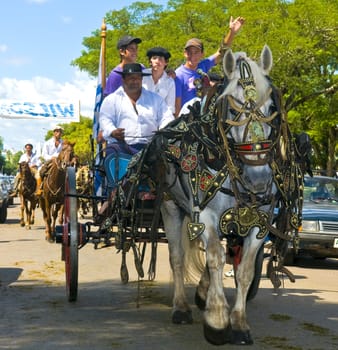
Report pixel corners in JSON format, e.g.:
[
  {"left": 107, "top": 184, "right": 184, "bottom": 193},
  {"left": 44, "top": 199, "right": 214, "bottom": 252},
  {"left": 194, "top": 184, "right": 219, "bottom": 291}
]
[
  {"left": 0, "top": 44, "right": 8, "bottom": 53},
  {"left": 0, "top": 69, "right": 96, "bottom": 152},
  {"left": 61, "top": 16, "right": 72, "bottom": 24},
  {"left": 26, "top": 0, "right": 49, "bottom": 4}
]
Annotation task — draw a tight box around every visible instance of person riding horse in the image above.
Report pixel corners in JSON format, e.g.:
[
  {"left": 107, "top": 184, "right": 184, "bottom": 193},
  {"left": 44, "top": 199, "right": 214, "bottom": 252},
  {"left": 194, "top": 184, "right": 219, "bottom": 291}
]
[
  {"left": 39, "top": 125, "right": 64, "bottom": 195},
  {"left": 12, "top": 143, "right": 41, "bottom": 196}
]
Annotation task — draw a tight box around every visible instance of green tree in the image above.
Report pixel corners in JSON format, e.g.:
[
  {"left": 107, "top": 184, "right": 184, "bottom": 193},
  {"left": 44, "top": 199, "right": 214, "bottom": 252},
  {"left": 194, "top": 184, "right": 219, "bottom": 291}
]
[{"left": 71, "top": 0, "right": 337, "bottom": 174}]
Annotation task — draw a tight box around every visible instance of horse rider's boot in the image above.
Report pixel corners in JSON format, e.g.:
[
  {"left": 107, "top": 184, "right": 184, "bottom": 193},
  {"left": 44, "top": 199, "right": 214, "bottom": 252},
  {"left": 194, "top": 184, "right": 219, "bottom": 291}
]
[{"left": 35, "top": 178, "right": 43, "bottom": 196}]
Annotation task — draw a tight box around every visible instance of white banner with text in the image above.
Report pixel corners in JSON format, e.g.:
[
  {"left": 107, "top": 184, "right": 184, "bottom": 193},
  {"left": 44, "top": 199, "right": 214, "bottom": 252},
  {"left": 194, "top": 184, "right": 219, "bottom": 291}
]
[{"left": 0, "top": 101, "right": 80, "bottom": 121}]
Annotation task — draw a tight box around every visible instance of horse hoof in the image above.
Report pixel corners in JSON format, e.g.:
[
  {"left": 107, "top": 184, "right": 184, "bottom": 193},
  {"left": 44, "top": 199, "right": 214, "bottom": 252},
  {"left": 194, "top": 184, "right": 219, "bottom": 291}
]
[
  {"left": 25, "top": 225, "right": 31, "bottom": 230},
  {"left": 20, "top": 222, "right": 25, "bottom": 227},
  {"left": 230, "top": 329, "right": 253, "bottom": 345},
  {"left": 203, "top": 323, "right": 231, "bottom": 345},
  {"left": 195, "top": 291, "right": 206, "bottom": 310},
  {"left": 45, "top": 236, "right": 55, "bottom": 243},
  {"left": 172, "top": 310, "right": 193, "bottom": 324}
]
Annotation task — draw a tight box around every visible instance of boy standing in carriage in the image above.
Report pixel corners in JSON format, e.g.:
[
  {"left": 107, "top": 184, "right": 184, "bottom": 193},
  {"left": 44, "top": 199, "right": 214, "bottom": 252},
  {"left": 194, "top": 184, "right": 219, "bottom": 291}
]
[{"left": 174, "top": 15, "right": 245, "bottom": 115}]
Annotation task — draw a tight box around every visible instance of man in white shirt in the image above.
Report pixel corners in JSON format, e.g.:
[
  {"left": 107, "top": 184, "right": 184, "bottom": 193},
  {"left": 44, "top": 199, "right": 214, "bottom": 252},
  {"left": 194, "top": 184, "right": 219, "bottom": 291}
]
[
  {"left": 39, "top": 125, "right": 64, "bottom": 195},
  {"left": 100, "top": 63, "right": 174, "bottom": 156},
  {"left": 142, "top": 47, "right": 175, "bottom": 115},
  {"left": 12, "top": 143, "right": 41, "bottom": 196},
  {"left": 41, "top": 126, "right": 64, "bottom": 161}
]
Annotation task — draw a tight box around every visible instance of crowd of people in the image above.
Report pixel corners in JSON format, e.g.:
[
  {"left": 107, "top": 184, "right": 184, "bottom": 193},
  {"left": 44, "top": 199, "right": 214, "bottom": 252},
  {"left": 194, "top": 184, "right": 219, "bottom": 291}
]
[
  {"left": 16, "top": 16, "right": 245, "bottom": 198},
  {"left": 98, "top": 15, "right": 244, "bottom": 153}
]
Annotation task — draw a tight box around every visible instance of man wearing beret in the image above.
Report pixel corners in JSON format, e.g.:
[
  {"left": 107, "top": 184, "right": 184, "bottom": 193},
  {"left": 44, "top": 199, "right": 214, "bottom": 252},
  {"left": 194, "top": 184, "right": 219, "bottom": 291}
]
[
  {"left": 104, "top": 35, "right": 144, "bottom": 96},
  {"left": 142, "top": 47, "right": 176, "bottom": 115}
]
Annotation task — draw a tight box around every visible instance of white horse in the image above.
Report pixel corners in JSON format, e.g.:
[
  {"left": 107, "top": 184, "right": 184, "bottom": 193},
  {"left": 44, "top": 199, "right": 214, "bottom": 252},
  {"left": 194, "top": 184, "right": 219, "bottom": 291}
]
[{"left": 136, "top": 45, "right": 304, "bottom": 345}]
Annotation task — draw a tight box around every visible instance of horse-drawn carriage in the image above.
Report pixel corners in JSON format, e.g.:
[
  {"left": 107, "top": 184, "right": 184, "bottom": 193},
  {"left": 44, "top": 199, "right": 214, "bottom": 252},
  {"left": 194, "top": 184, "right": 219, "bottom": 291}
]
[{"left": 55, "top": 46, "right": 311, "bottom": 345}]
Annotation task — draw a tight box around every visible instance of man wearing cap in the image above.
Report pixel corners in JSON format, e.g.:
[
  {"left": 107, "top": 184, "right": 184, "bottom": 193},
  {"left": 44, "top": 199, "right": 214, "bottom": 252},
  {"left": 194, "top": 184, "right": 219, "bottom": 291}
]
[
  {"left": 100, "top": 63, "right": 174, "bottom": 155},
  {"left": 175, "top": 16, "right": 245, "bottom": 115},
  {"left": 12, "top": 143, "right": 41, "bottom": 196},
  {"left": 142, "top": 47, "right": 176, "bottom": 115},
  {"left": 38, "top": 126, "right": 64, "bottom": 195},
  {"left": 104, "top": 35, "right": 144, "bottom": 96},
  {"left": 41, "top": 126, "right": 64, "bottom": 162}
]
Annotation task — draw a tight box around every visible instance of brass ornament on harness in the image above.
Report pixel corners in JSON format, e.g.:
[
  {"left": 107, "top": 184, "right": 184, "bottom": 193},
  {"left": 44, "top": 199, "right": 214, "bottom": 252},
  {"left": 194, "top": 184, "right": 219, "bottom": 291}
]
[
  {"left": 220, "top": 207, "right": 270, "bottom": 239},
  {"left": 188, "top": 222, "right": 206, "bottom": 240}
]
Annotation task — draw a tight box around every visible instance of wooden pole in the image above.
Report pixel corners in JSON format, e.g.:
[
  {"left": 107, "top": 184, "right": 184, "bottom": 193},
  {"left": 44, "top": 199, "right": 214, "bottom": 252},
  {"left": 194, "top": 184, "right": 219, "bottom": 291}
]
[{"left": 100, "top": 18, "right": 107, "bottom": 91}]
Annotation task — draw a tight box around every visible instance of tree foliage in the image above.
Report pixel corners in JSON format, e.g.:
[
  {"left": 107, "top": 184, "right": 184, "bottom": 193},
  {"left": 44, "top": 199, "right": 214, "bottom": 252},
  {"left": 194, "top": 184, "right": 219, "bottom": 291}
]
[{"left": 71, "top": 0, "right": 337, "bottom": 174}]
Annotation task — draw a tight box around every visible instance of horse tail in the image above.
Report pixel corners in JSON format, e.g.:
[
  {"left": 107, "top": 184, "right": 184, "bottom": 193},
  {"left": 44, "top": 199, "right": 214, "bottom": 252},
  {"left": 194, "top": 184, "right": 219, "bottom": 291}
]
[{"left": 182, "top": 216, "right": 206, "bottom": 283}]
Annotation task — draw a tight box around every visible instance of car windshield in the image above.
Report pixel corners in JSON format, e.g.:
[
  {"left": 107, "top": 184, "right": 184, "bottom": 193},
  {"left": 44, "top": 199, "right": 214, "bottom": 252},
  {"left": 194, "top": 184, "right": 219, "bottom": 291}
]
[{"left": 303, "top": 176, "right": 338, "bottom": 206}]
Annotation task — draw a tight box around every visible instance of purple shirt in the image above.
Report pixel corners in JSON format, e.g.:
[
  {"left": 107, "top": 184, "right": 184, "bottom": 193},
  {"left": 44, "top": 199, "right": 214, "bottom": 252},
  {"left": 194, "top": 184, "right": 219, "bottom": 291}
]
[
  {"left": 175, "top": 56, "right": 216, "bottom": 107},
  {"left": 104, "top": 64, "right": 145, "bottom": 97}
]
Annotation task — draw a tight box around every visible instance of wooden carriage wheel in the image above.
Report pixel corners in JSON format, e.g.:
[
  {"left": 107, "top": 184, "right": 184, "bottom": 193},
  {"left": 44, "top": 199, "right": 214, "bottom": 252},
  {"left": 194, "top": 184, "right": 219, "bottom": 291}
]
[{"left": 63, "top": 166, "right": 79, "bottom": 302}]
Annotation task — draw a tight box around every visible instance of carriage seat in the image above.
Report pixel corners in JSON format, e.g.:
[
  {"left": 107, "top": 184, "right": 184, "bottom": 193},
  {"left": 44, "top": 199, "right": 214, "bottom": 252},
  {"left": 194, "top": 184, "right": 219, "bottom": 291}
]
[
  {"left": 104, "top": 152, "right": 132, "bottom": 191},
  {"left": 103, "top": 152, "right": 153, "bottom": 200}
]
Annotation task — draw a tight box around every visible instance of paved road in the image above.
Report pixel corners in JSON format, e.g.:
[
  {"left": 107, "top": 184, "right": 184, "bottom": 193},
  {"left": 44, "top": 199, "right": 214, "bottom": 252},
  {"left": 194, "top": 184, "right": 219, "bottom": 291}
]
[{"left": 1, "top": 198, "right": 338, "bottom": 349}]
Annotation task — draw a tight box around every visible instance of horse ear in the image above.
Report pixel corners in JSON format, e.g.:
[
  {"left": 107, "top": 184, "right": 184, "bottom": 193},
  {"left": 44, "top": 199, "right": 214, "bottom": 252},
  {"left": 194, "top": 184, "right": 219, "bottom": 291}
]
[
  {"left": 259, "top": 45, "right": 273, "bottom": 75},
  {"left": 222, "top": 49, "right": 236, "bottom": 79}
]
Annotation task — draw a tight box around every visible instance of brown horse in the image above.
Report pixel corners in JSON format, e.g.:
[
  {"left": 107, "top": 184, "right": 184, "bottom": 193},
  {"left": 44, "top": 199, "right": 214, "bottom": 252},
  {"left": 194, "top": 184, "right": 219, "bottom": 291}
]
[
  {"left": 40, "top": 140, "right": 75, "bottom": 242},
  {"left": 18, "top": 161, "right": 38, "bottom": 229}
]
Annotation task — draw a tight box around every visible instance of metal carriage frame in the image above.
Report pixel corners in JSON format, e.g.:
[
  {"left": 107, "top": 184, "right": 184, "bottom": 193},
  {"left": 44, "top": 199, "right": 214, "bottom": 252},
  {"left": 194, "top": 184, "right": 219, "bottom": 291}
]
[{"left": 58, "top": 150, "right": 168, "bottom": 302}]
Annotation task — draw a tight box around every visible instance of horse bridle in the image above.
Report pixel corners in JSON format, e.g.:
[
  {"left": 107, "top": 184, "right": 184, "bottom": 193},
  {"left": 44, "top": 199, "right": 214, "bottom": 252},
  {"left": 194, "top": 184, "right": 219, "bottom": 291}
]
[{"left": 219, "top": 59, "right": 279, "bottom": 166}]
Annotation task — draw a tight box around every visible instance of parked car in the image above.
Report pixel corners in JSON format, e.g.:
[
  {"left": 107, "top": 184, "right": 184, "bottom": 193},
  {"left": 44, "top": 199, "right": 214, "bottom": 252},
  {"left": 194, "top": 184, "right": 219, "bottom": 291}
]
[
  {"left": 284, "top": 175, "right": 338, "bottom": 265},
  {"left": 0, "top": 175, "right": 15, "bottom": 205},
  {"left": 0, "top": 177, "right": 9, "bottom": 223}
]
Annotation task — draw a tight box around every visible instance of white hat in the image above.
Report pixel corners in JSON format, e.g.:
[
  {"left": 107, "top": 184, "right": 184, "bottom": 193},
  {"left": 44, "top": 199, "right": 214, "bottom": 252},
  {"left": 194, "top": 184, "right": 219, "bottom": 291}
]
[{"left": 53, "top": 125, "right": 64, "bottom": 131}]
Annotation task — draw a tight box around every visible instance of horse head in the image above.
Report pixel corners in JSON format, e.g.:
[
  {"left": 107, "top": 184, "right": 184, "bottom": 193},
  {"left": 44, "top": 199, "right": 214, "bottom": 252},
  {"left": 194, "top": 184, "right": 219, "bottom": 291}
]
[
  {"left": 218, "top": 45, "right": 280, "bottom": 193},
  {"left": 57, "top": 140, "right": 76, "bottom": 169}
]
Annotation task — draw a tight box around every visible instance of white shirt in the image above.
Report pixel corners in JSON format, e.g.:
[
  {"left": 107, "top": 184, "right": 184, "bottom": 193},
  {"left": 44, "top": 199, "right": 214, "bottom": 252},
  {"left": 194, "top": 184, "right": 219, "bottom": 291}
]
[
  {"left": 42, "top": 138, "right": 63, "bottom": 161},
  {"left": 142, "top": 69, "right": 176, "bottom": 115},
  {"left": 100, "top": 86, "right": 174, "bottom": 145},
  {"left": 19, "top": 152, "right": 41, "bottom": 167}
]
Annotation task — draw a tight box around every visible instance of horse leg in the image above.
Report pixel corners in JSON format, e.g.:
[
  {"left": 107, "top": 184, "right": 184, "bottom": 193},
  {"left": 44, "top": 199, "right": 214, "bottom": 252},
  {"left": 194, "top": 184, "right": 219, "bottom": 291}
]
[
  {"left": 19, "top": 196, "right": 25, "bottom": 227},
  {"left": 58, "top": 204, "right": 64, "bottom": 225},
  {"left": 161, "top": 200, "right": 193, "bottom": 324},
  {"left": 229, "top": 230, "right": 262, "bottom": 345},
  {"left": 25, "top": 201, "right": 31, "bottom": 230},
  {"left": 40, "top": 198, "right": 53, "bottom": 242},
  {"left": 201, "top": 223, "right": 230, "bottom": 345},
  {"left": 30, "top": 200, "right": 36, "bottom": 225}
]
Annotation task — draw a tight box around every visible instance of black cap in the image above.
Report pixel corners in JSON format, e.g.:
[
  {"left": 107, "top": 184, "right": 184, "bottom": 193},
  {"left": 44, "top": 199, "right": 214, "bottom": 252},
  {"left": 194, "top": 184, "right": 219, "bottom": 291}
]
[
  {"left": 115, "top": 63, "right": 151, "bottom": 77},
  {"left": 117, "top": 35, "right": 142, "bottom": 49},
  {"left": 146, "top": 47, "right": 171, "bottom": 60}
]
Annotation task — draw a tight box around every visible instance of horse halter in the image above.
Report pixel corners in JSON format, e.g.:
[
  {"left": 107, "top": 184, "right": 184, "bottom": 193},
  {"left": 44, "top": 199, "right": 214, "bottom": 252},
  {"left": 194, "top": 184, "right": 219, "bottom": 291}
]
[{"left": 222, "top": 58, "right": 278, "bottom": 166}]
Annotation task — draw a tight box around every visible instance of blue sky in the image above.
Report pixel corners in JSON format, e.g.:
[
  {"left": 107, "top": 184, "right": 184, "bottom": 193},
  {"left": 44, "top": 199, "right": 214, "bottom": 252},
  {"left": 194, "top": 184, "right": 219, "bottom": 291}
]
[{"left": 0, "top": 0, "right": 167, "bottom": 153}]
